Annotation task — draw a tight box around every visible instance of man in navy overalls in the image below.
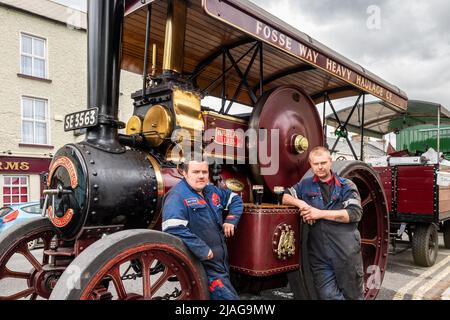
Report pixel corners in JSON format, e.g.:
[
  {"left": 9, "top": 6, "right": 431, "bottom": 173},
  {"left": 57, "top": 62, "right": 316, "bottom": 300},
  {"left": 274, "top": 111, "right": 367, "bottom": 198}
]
[
  {"left": 162, "top": 157, "right": 243, "bottom": 300},
  {"left": 283, "top": 146, "right": 364, "bottom": 300}
]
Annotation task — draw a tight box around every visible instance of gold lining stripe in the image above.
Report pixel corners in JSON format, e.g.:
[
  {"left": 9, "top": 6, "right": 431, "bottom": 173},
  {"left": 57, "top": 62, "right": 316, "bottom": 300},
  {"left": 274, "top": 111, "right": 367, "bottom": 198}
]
[{"left": 147, "top": 155, "right": 165, "bottom": 202}]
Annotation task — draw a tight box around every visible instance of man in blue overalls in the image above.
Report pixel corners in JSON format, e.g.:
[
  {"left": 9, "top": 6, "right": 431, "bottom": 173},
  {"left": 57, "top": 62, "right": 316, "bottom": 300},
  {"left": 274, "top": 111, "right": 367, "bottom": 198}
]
[
  {"left": 162, "top": 156, "right": 243, "bottom": 300},
  {"left": 283, "top": 146, "right": 364, "bottom": 300}
]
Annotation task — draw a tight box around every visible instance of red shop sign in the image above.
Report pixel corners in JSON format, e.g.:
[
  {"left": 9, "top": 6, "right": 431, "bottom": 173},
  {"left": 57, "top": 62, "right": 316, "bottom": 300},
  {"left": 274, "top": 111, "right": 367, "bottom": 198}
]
[{"left": 0, "top": 156, "right": 52, "bottom": 174}]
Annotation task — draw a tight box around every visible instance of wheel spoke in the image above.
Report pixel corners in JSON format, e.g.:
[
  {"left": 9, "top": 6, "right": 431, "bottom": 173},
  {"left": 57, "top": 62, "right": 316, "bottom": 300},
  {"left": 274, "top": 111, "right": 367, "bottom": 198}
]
[
  {"left": 361, "top": 236, "right": 378, "bottom": 248},
  {"left": 151, "top": 267, "right": 175, "bottom": 295},
  {"left": 362, "top": 196, "right": 374, "bottom": 208},
  {"left": 108, "top": 267, "right": 127, "bottom": 300},
  {"left": 140, "top": 255, "right": 155, "bottom": 299},
  {"left": 2, "top": 268, "right": 31, "bottom": 279},
  {"left": 18, "top": 245, "right": 43, "bottom": 272},
  {"left": 0, "top": 287, "right": 35, "bottom": 300}
]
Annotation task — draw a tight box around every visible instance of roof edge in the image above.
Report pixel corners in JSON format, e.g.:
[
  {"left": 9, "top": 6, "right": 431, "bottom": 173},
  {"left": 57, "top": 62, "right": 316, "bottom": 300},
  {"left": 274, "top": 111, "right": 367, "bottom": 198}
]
[{"left": 0, "top": 0, "right": 87, "bottom": 31}]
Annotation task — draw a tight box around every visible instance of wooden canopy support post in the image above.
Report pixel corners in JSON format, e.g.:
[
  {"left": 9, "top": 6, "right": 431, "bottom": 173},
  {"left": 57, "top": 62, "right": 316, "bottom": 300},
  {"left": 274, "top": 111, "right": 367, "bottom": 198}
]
[
  {"left": 323, "top": 94, "right": 327, "bottom": 148},
  {"left": 438, "top": 105, "right": 441, "bottom": 154},
  {"left": 360, "top": 93, "right": 366, "bottom": 161},
  {"left": 142, "top": 4, "right": 152, "bottom": 99}
]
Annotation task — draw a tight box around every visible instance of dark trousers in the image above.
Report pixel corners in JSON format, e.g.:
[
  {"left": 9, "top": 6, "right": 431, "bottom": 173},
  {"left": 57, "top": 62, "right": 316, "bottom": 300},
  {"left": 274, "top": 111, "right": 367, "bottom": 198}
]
[
  {"left": 207, "top": 274, "right": 239, "bottom": 300},
  {"left": 310, "top": 253, "right": 364, "bottom": 300}
]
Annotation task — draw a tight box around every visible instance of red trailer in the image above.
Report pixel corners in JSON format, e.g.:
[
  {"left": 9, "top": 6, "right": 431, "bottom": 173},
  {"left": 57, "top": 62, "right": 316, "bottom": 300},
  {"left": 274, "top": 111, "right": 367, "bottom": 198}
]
[
  {"left": 327, "top": 101, "right": 450, "bottom": 267},
  {"left": 373, "top": 155, "right": 450, "bottom": 267}
]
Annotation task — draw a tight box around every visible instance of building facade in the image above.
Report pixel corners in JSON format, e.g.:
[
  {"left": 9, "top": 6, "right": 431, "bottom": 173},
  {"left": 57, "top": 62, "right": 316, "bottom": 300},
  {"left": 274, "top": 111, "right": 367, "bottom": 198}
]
[
  {"left": 327, "top": 136, "right": 386, "bottom": 162},
  {"left": 0, "top": 0, "right": 140, "bottom": 206}
]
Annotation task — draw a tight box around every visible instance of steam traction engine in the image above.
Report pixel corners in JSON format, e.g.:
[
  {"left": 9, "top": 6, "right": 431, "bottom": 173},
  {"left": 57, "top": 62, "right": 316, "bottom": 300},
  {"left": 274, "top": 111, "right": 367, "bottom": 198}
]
[{"left": 0, "top": 0, "right": 407, "bottom": 300}]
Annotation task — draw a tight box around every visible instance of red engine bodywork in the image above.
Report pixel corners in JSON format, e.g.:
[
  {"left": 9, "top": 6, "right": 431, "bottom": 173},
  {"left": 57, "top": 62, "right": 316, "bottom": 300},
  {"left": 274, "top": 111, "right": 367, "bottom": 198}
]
[
  {"left": 203, "top": 111, "right": 248, "bottom": 162},
  {"left": 227, "top": 204, "right": 300, "bottom": 277}
]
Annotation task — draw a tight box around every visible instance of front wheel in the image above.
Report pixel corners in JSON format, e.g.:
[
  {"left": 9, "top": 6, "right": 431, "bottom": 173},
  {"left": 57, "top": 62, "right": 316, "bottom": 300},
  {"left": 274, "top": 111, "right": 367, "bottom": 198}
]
[
  {"left": 0, "top": 218, "right": 58, "bottom": 300},
  {"left": 49, "top": 229, "right": 209, "bottom": 300}
]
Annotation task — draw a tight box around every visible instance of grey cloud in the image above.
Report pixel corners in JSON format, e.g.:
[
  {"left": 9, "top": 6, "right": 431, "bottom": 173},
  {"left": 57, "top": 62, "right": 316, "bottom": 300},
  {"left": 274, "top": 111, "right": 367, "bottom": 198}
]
[{"left": 252, "top": 0, "right": 450, "bottom": 106}]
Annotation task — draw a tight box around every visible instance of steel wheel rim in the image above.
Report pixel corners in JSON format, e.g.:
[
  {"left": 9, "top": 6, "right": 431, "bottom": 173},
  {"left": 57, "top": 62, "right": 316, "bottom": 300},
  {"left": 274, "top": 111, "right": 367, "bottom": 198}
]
[
  {"left": 344, "top": 168, "right": 389, "bottom": 300},
  {"left": 79, "top": 243, "right": 206, "bottom": 300}
]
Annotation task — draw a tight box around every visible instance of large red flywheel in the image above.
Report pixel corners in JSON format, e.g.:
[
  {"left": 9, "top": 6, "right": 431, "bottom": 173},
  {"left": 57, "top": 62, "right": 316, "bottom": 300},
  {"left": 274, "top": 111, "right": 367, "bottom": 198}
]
[{"left": 249, "top": 85, "right": 324, "bottom": 192}]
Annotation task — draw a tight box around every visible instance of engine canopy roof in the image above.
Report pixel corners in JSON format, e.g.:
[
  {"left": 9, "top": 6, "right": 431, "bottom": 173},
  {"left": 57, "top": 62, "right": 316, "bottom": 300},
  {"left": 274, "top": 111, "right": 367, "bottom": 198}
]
[{"left": 123, "top": 0, "right": 408, "bottom": 110}]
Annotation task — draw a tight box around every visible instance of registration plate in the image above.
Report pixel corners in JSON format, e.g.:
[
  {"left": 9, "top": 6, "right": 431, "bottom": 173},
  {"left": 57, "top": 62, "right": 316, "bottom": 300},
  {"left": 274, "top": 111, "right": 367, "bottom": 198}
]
[{"left": 64, "top": 108, "right": 98, "bottom": 132}]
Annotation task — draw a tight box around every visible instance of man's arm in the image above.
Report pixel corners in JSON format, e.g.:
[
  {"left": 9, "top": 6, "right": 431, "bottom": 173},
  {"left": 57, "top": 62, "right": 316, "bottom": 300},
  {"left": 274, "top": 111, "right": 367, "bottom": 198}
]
[
  {"left": 301, "top": 207, "right": 350, "bottom": 223},
  {"left": 282, "top": 193, "right": 310, "bottom": 210},
  {"left": 341, "top": 180, "right": 363, "bottom": 223},
  {"left": 301, "top": 180, "right": 363, "bottom": 224},
  {"left": 282, "top": 185, "right": 317, "bottom": 225},
  {"left": 162, "top": 192, "right": 213, "bottom": 260},
  {"left": 219, "top": 189, "right": 244, "bottom": 237}
]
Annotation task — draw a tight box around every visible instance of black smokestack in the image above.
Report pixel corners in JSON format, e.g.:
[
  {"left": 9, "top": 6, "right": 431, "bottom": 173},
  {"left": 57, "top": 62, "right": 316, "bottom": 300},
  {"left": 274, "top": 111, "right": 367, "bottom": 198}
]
[{"left": 85, "top": 0, "right": 125, "bottom": 153}]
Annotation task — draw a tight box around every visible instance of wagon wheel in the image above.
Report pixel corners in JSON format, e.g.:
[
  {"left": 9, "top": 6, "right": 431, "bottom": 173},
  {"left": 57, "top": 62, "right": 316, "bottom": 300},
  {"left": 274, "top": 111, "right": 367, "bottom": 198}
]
[
  {"left": 50, "top": 230, "right": 209, "bottom": 300},
  {"left": 0, "top": 218, "right": 58, "bottom": 300},
  {"left": 332, "top": 161, "right": 389, "bottom": 300},
  {"left": 412, "top": 223, "right": 438, "bottom": 267}
]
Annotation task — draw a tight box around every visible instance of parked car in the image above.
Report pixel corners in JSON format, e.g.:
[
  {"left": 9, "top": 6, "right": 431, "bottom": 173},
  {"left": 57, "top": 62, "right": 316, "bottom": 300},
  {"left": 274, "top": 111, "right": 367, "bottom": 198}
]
[{"left": 0, "top": 202, "right": 42, "bottom": 249}]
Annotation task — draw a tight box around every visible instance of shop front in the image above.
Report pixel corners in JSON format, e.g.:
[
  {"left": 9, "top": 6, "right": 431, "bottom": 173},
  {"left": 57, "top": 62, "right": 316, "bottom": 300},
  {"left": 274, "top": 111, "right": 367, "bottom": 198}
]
[{"left": 0, "top": 156, "right": 52, "bottom": 206}]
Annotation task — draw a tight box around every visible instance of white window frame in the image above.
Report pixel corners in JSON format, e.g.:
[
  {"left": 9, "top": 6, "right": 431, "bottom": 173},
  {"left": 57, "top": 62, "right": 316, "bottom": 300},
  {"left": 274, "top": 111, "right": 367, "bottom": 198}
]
[
  {"left": 20, "top": 33, "right": 48, "bottom": 79},
  {"left": 3, "top": 176, "right": 30, "bottom": 205},
  {"left": 21, "top": 96, "right": 50, "bottom": 145}
]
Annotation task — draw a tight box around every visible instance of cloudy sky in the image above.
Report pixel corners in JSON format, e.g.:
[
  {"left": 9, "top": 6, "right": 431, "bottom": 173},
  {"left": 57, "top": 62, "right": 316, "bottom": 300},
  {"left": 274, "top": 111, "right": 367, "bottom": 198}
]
[
  {"left": 252, "top": 0, "right": 450, "bottom": 109},
  {"left": 53, "top": 0, "right": 450, "bottom": 109}
]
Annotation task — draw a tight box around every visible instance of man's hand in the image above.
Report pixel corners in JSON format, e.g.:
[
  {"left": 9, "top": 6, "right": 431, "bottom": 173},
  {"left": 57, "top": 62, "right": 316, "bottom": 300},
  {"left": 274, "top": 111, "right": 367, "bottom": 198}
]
[
  {"left": 283, "top": 194, "right": 316, "bottom": 225},
  {"left": 301, "top": 206, "right": 323, "bottom": 223},
  {"left": 223, "top": 223, "right": 235, "bottom": 238},
  {"left": 207, "top": 249, "right": 214, "bottom": 260},
  {"left": 297, "top": 200, "right": 310, "bottom": 211},
  {"left": 297, "top": 201, "right": 317, "bottom": 225}
]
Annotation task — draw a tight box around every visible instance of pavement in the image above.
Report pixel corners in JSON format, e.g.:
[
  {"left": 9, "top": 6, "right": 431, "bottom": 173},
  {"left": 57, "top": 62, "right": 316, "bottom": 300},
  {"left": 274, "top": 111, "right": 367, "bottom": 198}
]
[{"left": 377, "top": 234, "right": 450, "bottom": 300}]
